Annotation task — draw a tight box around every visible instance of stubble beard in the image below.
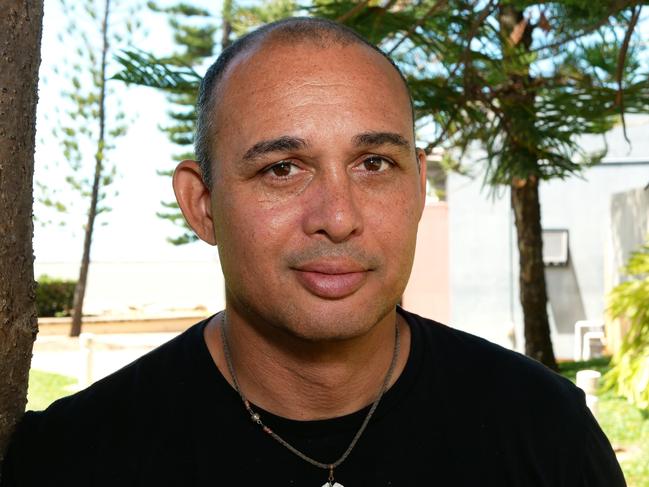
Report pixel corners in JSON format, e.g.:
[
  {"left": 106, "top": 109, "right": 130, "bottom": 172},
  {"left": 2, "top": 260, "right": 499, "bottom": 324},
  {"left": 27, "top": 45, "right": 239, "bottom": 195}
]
[{"left": 224, "top": 283, "right": 400, "bottom": 346}]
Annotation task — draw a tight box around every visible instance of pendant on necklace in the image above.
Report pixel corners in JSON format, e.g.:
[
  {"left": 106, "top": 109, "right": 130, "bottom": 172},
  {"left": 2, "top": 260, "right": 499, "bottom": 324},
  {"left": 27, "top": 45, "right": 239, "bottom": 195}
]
[{"left": 321, "top": 483, "right": 344, "bottom": 487}]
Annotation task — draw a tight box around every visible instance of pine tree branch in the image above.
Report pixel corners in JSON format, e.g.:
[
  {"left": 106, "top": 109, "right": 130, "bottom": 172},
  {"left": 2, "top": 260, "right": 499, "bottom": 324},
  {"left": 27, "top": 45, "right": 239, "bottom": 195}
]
[
  {"left": 529, "top": 0, "right": 640, "bottom": 55},
  {"left": 336, "top": 1, "right": 370, "bottom": 24},
  {"left": 460, "top": 0, "right": 498, "bottom": 89},
  {"left": 387, "top": 0, "right": 448, "bottom": 56}
]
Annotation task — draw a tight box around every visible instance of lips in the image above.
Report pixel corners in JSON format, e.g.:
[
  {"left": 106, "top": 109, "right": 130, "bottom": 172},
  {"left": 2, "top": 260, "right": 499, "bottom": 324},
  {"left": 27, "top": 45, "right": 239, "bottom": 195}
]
[{"left": 292, "top": 260, "right": 370, "bottom": 299}]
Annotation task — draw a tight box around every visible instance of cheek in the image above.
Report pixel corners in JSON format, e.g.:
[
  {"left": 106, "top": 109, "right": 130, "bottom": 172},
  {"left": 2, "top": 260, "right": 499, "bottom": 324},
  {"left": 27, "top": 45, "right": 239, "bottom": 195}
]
[
  {"left": 373, "top": 190, "right": 422, "bottom": 263},
  {"left": 213, "top": 190, "right": 301, "bottom": 262}
]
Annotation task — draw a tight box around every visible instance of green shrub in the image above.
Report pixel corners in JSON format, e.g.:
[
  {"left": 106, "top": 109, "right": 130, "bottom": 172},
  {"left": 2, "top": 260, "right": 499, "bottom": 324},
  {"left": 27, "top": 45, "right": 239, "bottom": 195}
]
[
  {"left": 604, "top": 237, "right": 649, "bottom": 411},
  {"left": 35, "top": 275, "right": 77, "bottom": 317}
]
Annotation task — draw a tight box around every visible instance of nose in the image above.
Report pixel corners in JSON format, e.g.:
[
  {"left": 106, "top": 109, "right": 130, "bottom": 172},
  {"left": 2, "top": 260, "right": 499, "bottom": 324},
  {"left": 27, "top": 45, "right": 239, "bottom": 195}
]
[{"left": 302, "top": 168, "right": 363, "bottom": 243}]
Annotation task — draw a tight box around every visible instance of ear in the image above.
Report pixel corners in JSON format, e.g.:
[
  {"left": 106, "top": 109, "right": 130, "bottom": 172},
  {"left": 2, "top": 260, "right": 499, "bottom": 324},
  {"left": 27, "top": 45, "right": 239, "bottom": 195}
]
[
  {"left": 172, "top": 160, "right": 217, "bottom": 246},
  {"left": 416, "top": 148, "right": 428, "bottom": 209}
]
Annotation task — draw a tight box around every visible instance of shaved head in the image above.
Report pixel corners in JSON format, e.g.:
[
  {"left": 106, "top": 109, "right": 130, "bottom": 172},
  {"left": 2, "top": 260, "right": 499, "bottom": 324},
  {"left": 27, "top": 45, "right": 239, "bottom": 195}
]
[{"left": 194, "top": 17, "right": 414, "bottom": 188}]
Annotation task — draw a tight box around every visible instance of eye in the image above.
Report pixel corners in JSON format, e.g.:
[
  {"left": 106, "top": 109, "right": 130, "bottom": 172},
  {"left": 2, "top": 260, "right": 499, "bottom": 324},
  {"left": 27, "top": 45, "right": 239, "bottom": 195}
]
[
  {"left": 265, "top": 160, "right": 300, "bottom": 178},
  {"left": 360, "top": 155, "right": 393, "bottom": 172}
]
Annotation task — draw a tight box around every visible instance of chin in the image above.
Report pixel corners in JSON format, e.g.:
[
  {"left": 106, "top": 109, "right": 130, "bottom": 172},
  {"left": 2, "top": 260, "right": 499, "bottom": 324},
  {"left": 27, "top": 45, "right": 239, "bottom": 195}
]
[
  {"left": 272, "top": 298, "right": 397, "bottom": 343},
  {"left": 281, "top": 322, "right": 370, "bottom": 343}
]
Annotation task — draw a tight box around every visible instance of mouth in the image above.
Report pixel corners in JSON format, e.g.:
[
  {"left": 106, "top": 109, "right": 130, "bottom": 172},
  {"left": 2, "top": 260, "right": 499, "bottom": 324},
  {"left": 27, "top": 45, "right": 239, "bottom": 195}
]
[{"left": 292, "top": 260, "right": 370, "bottom": 299}]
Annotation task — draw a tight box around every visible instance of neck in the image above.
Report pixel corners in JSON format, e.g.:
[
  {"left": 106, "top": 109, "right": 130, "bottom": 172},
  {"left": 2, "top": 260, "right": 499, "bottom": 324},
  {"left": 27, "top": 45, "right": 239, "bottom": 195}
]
[{"left": 203, "top": 307, "right": 410, "bottom": 420}]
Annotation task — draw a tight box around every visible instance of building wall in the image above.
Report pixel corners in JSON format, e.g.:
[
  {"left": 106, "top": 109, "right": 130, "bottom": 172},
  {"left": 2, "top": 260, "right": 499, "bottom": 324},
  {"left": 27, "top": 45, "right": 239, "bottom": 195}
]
[
  {"left": 606, "top": 187, "right": 649, "bottom": 293},
  {"left": 447, "top": 162, "right": 649, "bottom": 359},
  {"left": 447, "top": 175, "right": 517, "bottom": 349},
  {"left": 402, "top": 202, "right": 450, "bottom": 323}
]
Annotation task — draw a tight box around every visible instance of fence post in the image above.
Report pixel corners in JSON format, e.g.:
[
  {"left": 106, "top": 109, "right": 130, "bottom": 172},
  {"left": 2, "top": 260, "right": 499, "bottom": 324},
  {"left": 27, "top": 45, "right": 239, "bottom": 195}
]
[
  {"left": 79, "top": 333, "right": 95, "bottom": 388},
  {"left": 576, "top": 369, "right": 601, "bottom": 418}
]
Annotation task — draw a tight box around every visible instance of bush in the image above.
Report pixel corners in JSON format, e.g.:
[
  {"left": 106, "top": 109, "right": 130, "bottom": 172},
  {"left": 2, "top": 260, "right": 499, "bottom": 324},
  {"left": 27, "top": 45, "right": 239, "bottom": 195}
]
[
  {"left": 604, "top": 237, "right": 649, "bottom": 411},
  {"left": 35, "top": 275, "right": 77, "bottom": 317}
]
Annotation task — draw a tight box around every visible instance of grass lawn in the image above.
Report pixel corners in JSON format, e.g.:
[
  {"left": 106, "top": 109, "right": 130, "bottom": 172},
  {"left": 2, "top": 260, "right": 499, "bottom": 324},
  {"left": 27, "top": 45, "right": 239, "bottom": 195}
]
[
  {"left": 26, "top": 370, "right": 77, "bottom": 411},
  {"left": 560, "top": 358, "right": 649, "bottom": 487}
]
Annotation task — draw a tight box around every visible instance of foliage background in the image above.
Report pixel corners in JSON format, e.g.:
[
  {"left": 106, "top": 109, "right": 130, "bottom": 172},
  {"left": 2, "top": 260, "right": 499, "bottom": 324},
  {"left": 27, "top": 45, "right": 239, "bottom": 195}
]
[
  {"left": 605, "top": 238, "right": 649, "bottom": 411},
  {"left": 35, "top": 276, "right": 76, "bottom": 317}
]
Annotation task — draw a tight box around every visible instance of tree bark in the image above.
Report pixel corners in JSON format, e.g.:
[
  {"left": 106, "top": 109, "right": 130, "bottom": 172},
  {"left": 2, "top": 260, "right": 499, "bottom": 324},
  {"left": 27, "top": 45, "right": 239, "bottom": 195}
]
[
  {"left": 512, "top": 176, "right": 557, "bottom": 370},
  {"left": 0, "top": 0, "right": 44, "bottom": 463},
  {"left": 70, "top": 0, "right": 111, "bottom": 337}
]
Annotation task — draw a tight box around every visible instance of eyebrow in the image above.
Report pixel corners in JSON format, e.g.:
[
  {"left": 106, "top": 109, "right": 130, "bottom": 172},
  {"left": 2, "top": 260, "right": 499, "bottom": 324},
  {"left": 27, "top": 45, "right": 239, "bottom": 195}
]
[
  {"left": 351, "top": 131, "right": 411, "bottom": 150},
  {"left": 241, "top": 136, "right": 308, "bottom": 161},
  {"left": 240, "top": 131, "right": 411, "bottom": 163}
]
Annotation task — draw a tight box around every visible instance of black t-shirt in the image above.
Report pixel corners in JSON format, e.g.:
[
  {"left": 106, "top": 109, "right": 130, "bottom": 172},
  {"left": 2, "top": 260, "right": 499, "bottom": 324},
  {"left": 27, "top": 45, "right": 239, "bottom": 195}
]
[{"left": 1, "top": 309, "right": 625, "bottom": 486}]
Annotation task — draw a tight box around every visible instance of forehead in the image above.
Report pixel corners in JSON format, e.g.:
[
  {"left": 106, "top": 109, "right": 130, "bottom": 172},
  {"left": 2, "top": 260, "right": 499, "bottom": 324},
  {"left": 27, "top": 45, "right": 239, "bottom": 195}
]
[{"left": 211, "top": 40, "right": 413, "bottom": 153}]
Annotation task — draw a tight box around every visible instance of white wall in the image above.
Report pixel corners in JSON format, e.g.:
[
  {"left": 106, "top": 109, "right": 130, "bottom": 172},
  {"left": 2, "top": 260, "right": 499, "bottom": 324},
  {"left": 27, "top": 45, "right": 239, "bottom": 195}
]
[
  {"left": 35, "top": 259, "right": 226, "bottom": 316},
  {"left": 606, "top": 187, "right": 649, "bottom": 292},
  {"left": 447, "top": 173, "right": 517, "bottom": 349},
  {"left": 447, "top": 115, "right": 649, "bottom": 359}
]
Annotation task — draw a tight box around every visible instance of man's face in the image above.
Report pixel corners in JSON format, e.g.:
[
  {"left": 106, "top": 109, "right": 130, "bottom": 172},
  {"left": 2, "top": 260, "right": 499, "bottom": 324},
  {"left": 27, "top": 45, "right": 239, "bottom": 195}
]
[{"left": 209, "top": 40, "right": 426, "bottom": 341}]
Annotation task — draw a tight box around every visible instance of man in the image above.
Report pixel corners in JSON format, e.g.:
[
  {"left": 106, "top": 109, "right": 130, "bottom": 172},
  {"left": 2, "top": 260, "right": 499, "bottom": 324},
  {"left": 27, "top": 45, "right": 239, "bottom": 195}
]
[{"left": 1, "top": 17, "right": 625, "bottom": 487}]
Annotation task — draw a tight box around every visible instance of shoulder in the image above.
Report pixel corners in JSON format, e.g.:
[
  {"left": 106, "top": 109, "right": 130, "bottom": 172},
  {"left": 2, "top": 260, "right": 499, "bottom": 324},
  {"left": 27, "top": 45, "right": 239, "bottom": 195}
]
[
  {"left": 401, "top": 309, "right": 588, "bottom": 438},
  {"left": 401, "top": 308, "right": 625, "bottom": 485},
  {"left": 402, "top": 307, "right": 581, "bottom": 407},
  {"left": 403, "top": 313, "right": 624, "bottom": 486},
  {"left": 1, "top": 319, "right": 210, "bottom": 486},
  {"left": 43, "top": 318, "right": 206, "bottom": 419}
]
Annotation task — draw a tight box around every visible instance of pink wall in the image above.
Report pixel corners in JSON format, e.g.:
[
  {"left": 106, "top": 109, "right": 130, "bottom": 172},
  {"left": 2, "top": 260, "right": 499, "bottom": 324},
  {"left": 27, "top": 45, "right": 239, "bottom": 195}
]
[{"left": 402, "top": 202, "right": 449, "bottom": 323}]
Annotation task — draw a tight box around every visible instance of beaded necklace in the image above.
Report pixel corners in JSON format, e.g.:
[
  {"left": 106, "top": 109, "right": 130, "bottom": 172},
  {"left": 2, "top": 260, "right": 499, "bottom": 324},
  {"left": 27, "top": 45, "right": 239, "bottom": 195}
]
[{"left": 220, "top": 313, "right": 400, "bottom": 487}]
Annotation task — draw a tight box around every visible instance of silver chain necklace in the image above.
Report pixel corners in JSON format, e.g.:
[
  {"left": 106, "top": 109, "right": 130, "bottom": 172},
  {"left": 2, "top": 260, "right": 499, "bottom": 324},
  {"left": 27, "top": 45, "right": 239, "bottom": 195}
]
[{"left": 220, "top": 312, "right": 400, "bottom": 487}]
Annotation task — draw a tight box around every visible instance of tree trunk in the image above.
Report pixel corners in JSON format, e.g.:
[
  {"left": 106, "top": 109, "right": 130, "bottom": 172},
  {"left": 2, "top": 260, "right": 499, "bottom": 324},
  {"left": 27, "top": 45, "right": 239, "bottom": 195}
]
[
  {"left": 0, "top": 0, "right": 44, "bottom": 463},
  {"left": 511, "top": 176, "right": 558, "bottom": 370},
  {"left": 70, "top": 0, "right": 111, "bottom": 337},
  {"left": 499, "top": 4, "right": 557, "bottom": 370}
]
